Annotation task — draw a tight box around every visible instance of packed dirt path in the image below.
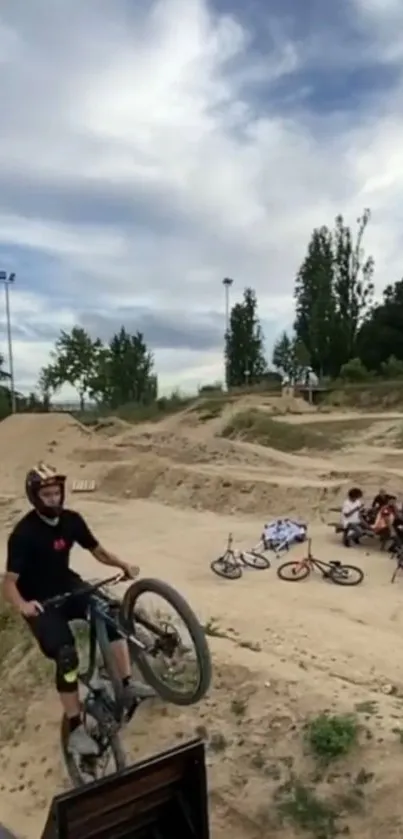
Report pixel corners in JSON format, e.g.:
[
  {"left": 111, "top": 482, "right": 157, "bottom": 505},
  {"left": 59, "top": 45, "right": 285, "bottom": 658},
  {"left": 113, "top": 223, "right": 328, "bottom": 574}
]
[{"left": 1, "top": 498, "right": 403, "bottom": 838}]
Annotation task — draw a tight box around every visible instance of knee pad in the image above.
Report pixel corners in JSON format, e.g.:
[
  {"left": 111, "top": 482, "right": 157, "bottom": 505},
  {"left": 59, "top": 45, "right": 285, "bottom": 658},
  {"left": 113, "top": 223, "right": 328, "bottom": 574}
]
[{"left": 55, "top": 644, "right": 79, "bottom": 693}]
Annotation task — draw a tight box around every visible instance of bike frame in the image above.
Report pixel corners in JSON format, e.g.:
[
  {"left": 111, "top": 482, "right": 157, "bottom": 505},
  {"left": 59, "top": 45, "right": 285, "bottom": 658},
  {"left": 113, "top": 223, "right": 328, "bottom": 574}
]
[
  {"left": 293, "top": 540, "right": 334, "bottom": 575},
  {"left": 43, "top": 575, "right": 151, "bottom": 724},
  {"left": 222, "top": 533, "right": 265, "bottom": 567}
]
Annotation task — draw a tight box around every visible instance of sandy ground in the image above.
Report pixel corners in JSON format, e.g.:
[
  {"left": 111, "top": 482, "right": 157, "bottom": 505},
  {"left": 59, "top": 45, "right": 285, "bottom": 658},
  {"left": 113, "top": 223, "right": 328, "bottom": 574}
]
[{"left": 1, "top": 401, "right": 403, "bottom": 837}]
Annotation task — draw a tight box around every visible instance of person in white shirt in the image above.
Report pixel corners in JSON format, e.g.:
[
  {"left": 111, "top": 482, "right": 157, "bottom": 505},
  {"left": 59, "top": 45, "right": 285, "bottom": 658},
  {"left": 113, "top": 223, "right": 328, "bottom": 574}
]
[{"left": 340, "top": 487, "right": 364, "bottom": 546}]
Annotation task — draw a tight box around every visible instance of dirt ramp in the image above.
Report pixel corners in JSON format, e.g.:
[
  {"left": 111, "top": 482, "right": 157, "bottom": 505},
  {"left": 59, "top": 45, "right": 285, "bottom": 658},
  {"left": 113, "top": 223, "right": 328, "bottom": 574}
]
[
  {"left": 0, "top": 413, "right": 93, "bottom": 494},
  {"left": 100, "top": 458, "right": 344, "bottom": 517}
]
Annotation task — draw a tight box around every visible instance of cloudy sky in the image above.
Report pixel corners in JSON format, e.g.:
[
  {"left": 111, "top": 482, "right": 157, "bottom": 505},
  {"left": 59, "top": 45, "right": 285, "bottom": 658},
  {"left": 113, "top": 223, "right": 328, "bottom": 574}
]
[{"left": 1, "top": 0, "right": 403, "bottom": 398}]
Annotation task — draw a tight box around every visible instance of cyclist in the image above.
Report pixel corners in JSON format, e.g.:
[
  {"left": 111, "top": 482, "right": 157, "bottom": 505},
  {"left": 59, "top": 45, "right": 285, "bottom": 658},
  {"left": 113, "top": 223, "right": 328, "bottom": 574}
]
[{"left": 2, "top": 462, "right": 154, "bottom": 756}]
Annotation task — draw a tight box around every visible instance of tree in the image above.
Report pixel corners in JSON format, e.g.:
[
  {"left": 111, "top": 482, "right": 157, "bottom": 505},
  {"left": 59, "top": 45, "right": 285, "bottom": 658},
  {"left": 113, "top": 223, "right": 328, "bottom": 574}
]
[
  {"left": 49, "top": 327, "right": 101, "bottom": 409},
  {"left": 94, "top": 327, "right": 157, "bottom": 408},
  {"left": 294, "top": 210, "right": 374, "bottom": 377},
  {"left": 272, "top": 332, "right": 310, "bottom": 383},
  {"left": 272, "top": 331, "right": 293, "bottom": 378},
  {"left": 294, "top": 226, "right": 336, "bottom": 377},
  {"left": 357, "top": 279, "right": 403, "bottom": 371},
  {"left": 0, "top": 352, "right": 10, "bottom": 382},
  {"left": 339, "top": 357, "right": 369, "bottom": 382},
  {"left": 380, "top": 355, "right": 403, "bottom": 379},
  {"left": 332, "top": 209, "right": 374, "bottom": 362},
  {"left": 37, "top": 366, "right": 56, "bottom": 410},
  {"left": 225, "top": 288, "right": 267, "bottom": 387}
]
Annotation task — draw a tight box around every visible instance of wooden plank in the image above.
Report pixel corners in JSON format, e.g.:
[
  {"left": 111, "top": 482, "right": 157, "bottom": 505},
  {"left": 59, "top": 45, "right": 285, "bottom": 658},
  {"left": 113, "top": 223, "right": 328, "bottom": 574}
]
[{"left": 71, "top": 480, "right": 96, "bottom": 493}]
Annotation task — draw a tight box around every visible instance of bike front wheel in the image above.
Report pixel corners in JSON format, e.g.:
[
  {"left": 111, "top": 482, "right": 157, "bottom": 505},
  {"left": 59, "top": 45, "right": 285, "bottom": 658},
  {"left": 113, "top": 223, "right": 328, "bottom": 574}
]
[
  {"left": 121, "top": 578, "right": 212, "bottom": 706},
  {"left": 240, "top": 551, "right": 271, "bottom": 570},
  {"left": 211, "top": 555, "right": 242, "bottom": 579},
  {"left": 277, "top": 560, "right": 310, "bottom": 581},
  {"left": 329, "top": 564, "right": 364, "bottom": 586}
]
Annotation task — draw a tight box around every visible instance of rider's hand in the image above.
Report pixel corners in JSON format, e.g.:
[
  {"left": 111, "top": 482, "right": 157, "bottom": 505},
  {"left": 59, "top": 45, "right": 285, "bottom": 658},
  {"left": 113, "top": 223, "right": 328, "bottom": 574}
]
[
  {"left": 19, "top": 600, "right": 43, "bottom": 618},
  {"left": 120, "top": 563, "right": 140, "bottom": 580}
]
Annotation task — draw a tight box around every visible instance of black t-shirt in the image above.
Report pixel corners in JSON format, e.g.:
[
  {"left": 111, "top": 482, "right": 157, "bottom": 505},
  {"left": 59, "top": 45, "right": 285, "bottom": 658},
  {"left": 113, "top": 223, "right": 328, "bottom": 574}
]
[{"left": 6, "top": 509, "right": 99, "bottom": 601}]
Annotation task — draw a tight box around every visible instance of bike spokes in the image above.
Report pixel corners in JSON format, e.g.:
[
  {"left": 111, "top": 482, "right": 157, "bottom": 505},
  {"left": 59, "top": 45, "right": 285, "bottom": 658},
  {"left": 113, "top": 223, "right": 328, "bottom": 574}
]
[
  {"left": 277, "top": 560, "right": 310, "bottom": 581},
  {"left": 133, "top": 592, "right": 201, "bottom": 697}
]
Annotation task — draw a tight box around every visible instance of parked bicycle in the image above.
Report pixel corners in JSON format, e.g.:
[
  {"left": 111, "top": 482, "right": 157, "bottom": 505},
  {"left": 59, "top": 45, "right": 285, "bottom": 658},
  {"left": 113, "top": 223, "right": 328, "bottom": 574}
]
[
  {"left": 41, "top": 573, "right": 212, "bottom": 787},
  {"left": 211, "top": 532, "right": 270, "bottom": 580},
  {"left": 277, "top": 539, "right": 364, "bottom": 585}
]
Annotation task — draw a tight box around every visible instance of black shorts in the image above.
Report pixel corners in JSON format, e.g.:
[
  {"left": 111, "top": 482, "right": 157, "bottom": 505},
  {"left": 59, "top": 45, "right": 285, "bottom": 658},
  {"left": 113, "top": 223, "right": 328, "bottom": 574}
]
[{"left": 25, "top": 579, "right": 120, "bottom": 660}]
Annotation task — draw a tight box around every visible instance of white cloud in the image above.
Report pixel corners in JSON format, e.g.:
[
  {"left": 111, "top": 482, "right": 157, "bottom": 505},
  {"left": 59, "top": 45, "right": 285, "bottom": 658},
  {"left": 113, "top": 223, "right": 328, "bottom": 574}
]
[{"left": 0, "top": 0, "right": 403, "bottom": 397}]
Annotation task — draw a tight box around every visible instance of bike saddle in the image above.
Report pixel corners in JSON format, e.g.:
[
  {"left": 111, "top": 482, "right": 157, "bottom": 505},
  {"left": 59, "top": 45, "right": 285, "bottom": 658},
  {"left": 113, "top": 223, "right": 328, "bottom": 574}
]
[{"left": 329, "top": 560, "right": 341, "bottom": 566}]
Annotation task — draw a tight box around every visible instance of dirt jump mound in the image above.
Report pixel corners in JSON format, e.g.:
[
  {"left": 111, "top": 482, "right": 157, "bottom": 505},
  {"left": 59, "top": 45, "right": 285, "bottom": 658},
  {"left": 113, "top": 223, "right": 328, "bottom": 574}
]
[{"left": 0, "top": 413, "right": 92, "bottom": 495}]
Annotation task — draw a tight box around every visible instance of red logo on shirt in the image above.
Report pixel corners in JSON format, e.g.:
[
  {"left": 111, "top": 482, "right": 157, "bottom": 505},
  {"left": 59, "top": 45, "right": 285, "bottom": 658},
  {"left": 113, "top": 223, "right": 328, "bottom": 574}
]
[{"left": 53, "top": 538, "right": 67, "bottom": 551}]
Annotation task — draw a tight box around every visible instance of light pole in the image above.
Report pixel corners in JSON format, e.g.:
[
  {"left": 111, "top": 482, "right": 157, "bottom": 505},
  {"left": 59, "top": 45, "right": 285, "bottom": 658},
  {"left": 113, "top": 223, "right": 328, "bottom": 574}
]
[
  {"left": 0, "top": 271, "right": 16, "bottom": 413},
  {"left": 222, "top": 277, "right": 234, "bottom": 389},
  {"left": 222, "top": 277, "right": 233, "bottom": 335}
]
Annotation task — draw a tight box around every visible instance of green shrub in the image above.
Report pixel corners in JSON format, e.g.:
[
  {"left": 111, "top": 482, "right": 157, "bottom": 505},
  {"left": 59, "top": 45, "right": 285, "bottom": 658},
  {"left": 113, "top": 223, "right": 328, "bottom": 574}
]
[{"left": 306, "top": 713, "right": 359, "bottom": 762}]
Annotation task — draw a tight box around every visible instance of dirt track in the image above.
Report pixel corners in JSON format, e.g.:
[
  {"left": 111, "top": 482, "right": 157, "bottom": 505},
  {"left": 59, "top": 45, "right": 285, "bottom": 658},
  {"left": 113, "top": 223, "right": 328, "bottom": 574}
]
[{"left": 1, "top": 399, "right": 403, "bottom": 837}]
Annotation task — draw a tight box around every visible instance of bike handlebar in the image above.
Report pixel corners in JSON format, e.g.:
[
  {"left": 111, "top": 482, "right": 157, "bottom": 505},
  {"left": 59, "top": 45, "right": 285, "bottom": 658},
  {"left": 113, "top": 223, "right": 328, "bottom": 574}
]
[{"left": 41, "top": 572, "right": 128, "bottom": 610}]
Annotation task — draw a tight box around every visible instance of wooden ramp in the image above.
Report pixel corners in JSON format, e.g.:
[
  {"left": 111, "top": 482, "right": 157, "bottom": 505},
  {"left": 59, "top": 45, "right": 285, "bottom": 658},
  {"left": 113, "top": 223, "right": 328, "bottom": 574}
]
[{"left": 40, "top": 738, "right": 209, "bottom": 839}]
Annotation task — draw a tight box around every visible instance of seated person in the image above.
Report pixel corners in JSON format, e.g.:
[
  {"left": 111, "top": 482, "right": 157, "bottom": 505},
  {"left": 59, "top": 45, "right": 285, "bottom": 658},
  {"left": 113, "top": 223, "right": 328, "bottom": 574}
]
[
  {"left": 371, "top": 488, "right": 396, "bottom": 511},
  {"left": 341, "top": 487, "right": 364, "bottom": 533}
]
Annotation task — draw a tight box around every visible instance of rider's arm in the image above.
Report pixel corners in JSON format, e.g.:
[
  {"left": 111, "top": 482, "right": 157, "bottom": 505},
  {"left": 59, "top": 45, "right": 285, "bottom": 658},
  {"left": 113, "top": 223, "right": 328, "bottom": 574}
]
[
  {"left": 72, "top": 512, "right": 125, "bottom": 570},
  {"left": 3, "top": 531, "right": 28, "bottom": 611},
  {"left": 2, "top": 572, "right": 26, "bottom": 611},
  {"left": 342, "top": 501, "right": 362, "bottom": 519}
]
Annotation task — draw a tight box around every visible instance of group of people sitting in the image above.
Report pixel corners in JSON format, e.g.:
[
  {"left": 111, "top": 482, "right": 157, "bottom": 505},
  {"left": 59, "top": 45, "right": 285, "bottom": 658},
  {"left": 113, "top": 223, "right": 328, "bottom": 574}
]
[{"left": 340, "top": 487, "right": 403, "bottom": 549}]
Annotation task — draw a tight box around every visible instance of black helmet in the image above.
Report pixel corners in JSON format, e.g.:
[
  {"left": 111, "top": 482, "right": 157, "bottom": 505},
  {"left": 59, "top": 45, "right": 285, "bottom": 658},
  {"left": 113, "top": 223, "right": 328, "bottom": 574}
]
[{"left": 25, "top": 462, "right": 66, "bottom": 520}]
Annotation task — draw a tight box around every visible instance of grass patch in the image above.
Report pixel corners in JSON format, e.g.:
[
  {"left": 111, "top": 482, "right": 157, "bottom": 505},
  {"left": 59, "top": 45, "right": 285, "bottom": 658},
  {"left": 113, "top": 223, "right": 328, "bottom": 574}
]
[
  {"left": 0, "top": 594, "right": 39, "bottom": 665},
  {"left": 276, "top": 779, "right": 339, "bottom": 838},
  {"left": 0, "top": 593, "right": 53, "bottom": 741},
  {"left": 354, "top": 699, "right": 378, "bottom": 716},
  {"left": 304, "top": 418, "right": 376, "bottom": 434},
  {"left": 323, "top": 380, "right": 403, "bottom": 410},
  {"left": 76, "top": 394, "right": 195, "bottom": 426},
  {"left": 306, "top": 713, "right": 359, "bottom": 763},
  {"left": 221, "top": 410, "right": 342, "bottom": 451},
  {"left": 0, "top": 595, "right": 93, "bottom": 743}
]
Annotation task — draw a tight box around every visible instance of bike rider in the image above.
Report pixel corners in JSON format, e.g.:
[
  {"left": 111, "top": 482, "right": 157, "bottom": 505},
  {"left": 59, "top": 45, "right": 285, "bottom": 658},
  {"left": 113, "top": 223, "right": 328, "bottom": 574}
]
[{"left": 2, "top": 463, "right": 154, "bottom": 756}]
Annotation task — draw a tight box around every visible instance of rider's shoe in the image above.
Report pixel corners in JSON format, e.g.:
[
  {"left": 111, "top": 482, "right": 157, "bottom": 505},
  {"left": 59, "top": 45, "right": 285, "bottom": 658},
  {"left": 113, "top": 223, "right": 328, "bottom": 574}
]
[
  {"left": 68, "top": 723, "right": 99, "bottom": 756},
  {"left": 122, "top": 678, "right": 156, "bottom": 711}
]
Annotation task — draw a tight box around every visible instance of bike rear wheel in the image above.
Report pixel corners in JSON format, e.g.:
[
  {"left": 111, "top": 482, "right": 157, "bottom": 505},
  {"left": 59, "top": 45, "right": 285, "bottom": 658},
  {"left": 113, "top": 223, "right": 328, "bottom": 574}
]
[
  {"left": 211, "top": 554, "right": 242, "bottom": 579},
  {"left": 60, "top": 709, "right": 126, "bottom": 788},
  {"left": 121, "top": 578, "right": 212, "bottom": 706},
  {"left": 329, "top": 564, "right": 364, "bottom": 586},
  {"left": 240, "top": 551, "right": 271, "bottom": 570},
  {"left": 277, "top": 560, "right": 310, "bottom": 581}
]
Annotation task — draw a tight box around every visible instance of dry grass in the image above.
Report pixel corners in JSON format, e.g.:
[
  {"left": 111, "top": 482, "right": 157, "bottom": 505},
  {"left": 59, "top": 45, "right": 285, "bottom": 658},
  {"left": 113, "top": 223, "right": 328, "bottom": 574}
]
[
  {"left": 324, "top": 380, "right": 403, "bottom": 410},
  {"left": 0, "top": 594, "right": 52, "bottom": 743},
  {"left": 221, "top": 410, "right": 343, "bottom": 451}
]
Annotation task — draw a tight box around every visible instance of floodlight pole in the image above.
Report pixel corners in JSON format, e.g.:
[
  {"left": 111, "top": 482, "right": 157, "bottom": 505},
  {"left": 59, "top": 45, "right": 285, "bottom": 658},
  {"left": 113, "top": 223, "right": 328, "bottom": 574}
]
[
  {"left": 222, "top": 277, "right": 234, "bottom": 389},
  {"left": 0, "top": 271, "right": 16, "bottom": 413}
]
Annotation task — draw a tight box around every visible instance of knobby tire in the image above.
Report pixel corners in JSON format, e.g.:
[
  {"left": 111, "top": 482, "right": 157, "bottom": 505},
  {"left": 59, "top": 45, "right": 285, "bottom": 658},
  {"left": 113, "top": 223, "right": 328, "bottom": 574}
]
[
  {"left": 330, "top": 564, "right": 364, "bottom": 586},
  {"left": 211, "top": 556, "right": 242, "bottom": 579},
  {"left": 121, "top": 577, "right": 212, "bottom": 706},
  {"left": 240, "top": 551, "right": 271, "bottom": 570},
  {"left": 277, "top": 560, "right": 310, "bottom": 582}
]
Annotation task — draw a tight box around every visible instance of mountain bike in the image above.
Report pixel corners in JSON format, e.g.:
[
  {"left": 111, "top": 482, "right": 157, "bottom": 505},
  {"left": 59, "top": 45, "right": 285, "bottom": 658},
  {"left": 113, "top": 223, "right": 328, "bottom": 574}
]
[
  {"left": 210, "top": 532, "right": 271, "bottom": 579},
  {"left": 277, "top": 539, "right": 364, "bottom": 585},
  {"left": 41, "top": 573, "right": 212, "bottom": 787}
]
